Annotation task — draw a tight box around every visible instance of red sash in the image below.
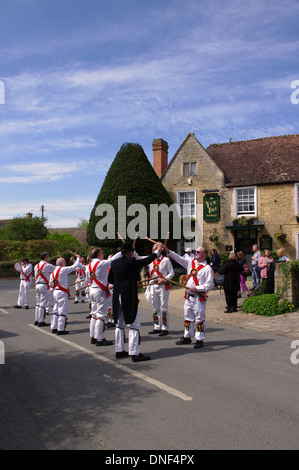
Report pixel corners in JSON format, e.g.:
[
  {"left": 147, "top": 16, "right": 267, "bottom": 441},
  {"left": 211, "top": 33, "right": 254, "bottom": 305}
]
[
  {"left": 35, "top": 262, "right": 49, "bottom": 288},
  {"left": 150, "top": 256, "right": 171, "bottom": 290},
  {"left": 185, "top": 261, "right": 206, "bottom": 302},
  {"left": 75, "top": 267, "right": 86, "bottom": 281},
  {"left": 88, "top": 261, "right": 111, "bottom": 297},
  {"left": 21, "top": 268, "right": 32, "bottom": 283},
  {"left": 52, "top": 267, "right": 70, "bottom": 297}
]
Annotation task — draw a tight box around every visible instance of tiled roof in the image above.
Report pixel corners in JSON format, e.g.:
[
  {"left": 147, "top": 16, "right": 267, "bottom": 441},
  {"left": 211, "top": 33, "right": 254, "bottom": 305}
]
[
  {"left": 49, "top": 227, "right": 87, "bottom": 244},
  {"left": 206, "top": 134, "right": 299, "bottom": 186}
]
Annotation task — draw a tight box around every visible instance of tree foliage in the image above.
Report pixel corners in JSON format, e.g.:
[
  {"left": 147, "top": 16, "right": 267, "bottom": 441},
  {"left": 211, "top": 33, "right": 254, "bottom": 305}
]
[
  {"left": 87, "top": 142, "right": 174, "bottom": 253},
  {"left": 0, "top": 216, "right": 49, "bottom": 241}
]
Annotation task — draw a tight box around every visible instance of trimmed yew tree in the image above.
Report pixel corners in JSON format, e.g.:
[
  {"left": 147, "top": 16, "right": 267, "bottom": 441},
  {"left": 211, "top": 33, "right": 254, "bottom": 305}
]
[{"left": 87, "top": 143, "right": 175, "bottom": 254}]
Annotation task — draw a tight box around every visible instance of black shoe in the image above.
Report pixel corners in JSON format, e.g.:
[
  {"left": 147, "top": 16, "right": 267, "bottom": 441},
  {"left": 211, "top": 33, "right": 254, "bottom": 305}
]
[
  {"left": 34, "top": 321, "right": 38, "bottom": 325},
  {"left": 90, "top": 337, "right": 97, "bottom": 344},
  {"left": 224, "top": 308, "right": 233, "bottom": 313},
  {"left": 132, "top": 353, "right": 150, "bottom": 362},
  {"left": 176, "top": 337, "right": 192, "bottom": 345},
  {"left": 81, "top": 300, "right": 85, "bottom": 303},
  {"left": 194, "top": 340, "right": 204, "bottom": 349},
  {"left": 159, "top": 330, "right": 168, "bottom": 336},
  {"left": 106, "top": 322, "right": 116, "bottom": 328},
  {"left": 95, "top": 338, "right": 113, "bottom": 346},
  {"left": 14, "top": 305, "right": 22, "bottom": 309},
  {"left": 38, "top": 321, "right": 49, "bottom": 327},
  {"left": 25, "top": 306, "right": 29, "bottom": 309},
  {"left": 57, "top": 330, "right": 69, "bottom": 335},
  {"left": 116, "top": 351, "right": 129, "bottom": 358},
  {"left": 51, "top": 329, "right": 57, "bottom": 334},
  {"left": 148, "top": 329, "right": 162, "bottom": 334},
  {"left": 74, "top": 300, "right": 78, "bottom": 304},
  {"left": 86, "top": 314, "right": 91, "bottom": 319}
]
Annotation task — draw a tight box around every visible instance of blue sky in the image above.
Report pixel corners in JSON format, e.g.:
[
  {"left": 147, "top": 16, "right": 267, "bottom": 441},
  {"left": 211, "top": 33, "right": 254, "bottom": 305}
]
[{"left": 0, "top": 0, "right": 299, "bottom": 228}]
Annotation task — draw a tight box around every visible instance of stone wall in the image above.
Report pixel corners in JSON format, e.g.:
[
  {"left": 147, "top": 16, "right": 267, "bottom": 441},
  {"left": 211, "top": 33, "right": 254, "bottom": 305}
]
[{"left": 275, "top": 263, "right": 299, "bottom": 306}]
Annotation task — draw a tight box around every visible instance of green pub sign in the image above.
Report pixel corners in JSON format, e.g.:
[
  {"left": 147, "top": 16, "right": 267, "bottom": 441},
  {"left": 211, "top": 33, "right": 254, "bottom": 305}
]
[{"left": 203, "top": 193, "right": 220, "bottom": 222}]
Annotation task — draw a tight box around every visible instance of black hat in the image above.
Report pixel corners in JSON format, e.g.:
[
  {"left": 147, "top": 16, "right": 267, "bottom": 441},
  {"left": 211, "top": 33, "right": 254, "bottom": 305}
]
[{"left": 121, "top": 242, "right": 134, "bottom": 253}]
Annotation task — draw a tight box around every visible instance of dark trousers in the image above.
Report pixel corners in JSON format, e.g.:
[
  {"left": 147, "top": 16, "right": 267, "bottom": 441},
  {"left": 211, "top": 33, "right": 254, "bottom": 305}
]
[{"left": 224, "top": 288, "right": 238, "bottom": 312}]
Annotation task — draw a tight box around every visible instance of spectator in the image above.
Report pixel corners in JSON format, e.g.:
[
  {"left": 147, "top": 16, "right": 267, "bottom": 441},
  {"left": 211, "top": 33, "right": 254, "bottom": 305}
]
[
  {"left": 220, "top": 253, "right": 244, "bottom": 313},
  {"left": 237, "top": 251, "right": 250, "bottom": 297},
  {"left": 276, "top": 248, "right": 290, "bottom": 262}
]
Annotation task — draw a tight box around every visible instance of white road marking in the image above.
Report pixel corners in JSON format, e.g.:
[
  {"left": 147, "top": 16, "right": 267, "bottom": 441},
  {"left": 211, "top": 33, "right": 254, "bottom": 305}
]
[
  {"left": 0, "top": 308, "right": 9, "bottom": 314},
  {"left": 28, "top": 324, "right": 192, "bottom": 402}
]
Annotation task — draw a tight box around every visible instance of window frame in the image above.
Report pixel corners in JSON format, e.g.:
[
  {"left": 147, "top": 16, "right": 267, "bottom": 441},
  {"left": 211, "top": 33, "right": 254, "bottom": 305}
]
[
  {"left": 177, "top": 190, "right": 197, "bottom": 219},
  {"left": 234, "top": 186, "right": 257, "bottom": 218}
]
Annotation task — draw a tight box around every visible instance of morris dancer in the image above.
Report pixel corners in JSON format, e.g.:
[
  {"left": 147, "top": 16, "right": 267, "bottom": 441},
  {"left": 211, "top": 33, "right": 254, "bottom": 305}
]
[
  {"left": 14, "top": 257, "right": 33, "bottom": 310},
  {"left": 86, "top": 248, "right": 122, "bottom": 346},
  {"left": 108, "top": 241, "right": 163, "bottom": 362},
  {"left": 145, "top": 244, "right": 174, "bottom": 336},
  {"left": 165, "top": 246, "right": 214, "bottom": 349},
  {"left": 34, "top": 252, "right": 55, "bottom": 326},
  {"left": 73, "top": 256, "right": 87, "bottom": 304},
  {"left": 49, "top": 254, "right": 80, "bottom": 335}
]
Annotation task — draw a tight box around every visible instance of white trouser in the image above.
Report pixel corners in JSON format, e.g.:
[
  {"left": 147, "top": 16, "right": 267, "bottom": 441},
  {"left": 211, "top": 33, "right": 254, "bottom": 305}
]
[
  {"left": 35, "top": 283, "right": 51, "bottom": 323},
  {"left": 17, "top": 280, "right": 31, "bottom": 307},
  {"left": 75, "top": 280, "right": 86, "bottom": 301},
  {"left": 115, "top": 297, "right": 140, "bottom": 356},
  {"left": 51, "top": 290, "right": 69, "bottom": 332},
  {"left": 145, "top": 284, "right": 169, "bottom": 330},
  {"left": 89, "top": 287, "right": 110, "bottom": 340},
  {"left": 183, "top": 293, "right": 207, "bottom": 341}
]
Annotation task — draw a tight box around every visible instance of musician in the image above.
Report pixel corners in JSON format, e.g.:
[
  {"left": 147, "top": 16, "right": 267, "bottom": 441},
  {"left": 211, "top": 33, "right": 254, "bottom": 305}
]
[
  {"left": 108, "top": 241, "right": 163, "bottom": 362},
  {"left": 14, "top": 257, "right": 33, "bottom": 309},
  {"left": 34, "top": 252, "right": 55, "bottom": 326},
  {"left": 49, "top": 255, "right": 80, "bottom": 335},
  {"left": 73, "top": 256, "right": 87, "bottom": 304},
  {"left": 86, "top": 248, "right": 122, "bottom": 346},
  {"left": 165, "top": 246, "right": 214, "bottom": 349},
  {"left": 144, "top": 244, "right": 174, "bottom": 336}
]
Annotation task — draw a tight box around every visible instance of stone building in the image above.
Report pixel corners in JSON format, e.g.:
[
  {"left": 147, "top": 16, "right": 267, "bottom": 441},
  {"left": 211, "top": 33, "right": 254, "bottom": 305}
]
[{"left": 153, "top": 133, "right": 299, "bottom": 260}]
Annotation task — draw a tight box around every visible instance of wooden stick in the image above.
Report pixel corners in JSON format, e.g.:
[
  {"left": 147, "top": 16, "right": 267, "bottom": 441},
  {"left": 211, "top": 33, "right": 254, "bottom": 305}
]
[
  {"left": 117, "top": 232, "right": 125, "bottom": 242},
  {"left": 164, "top": 232, "right": 170, "bottom": 245},
  {"left": 166, "top": 278, "right": 208, "bottom": 298},
  {"left": 67, "top": 249, "right": 78, "bottom": 256},
  {"left": 132, "top": 233, "right": 138, "bottom": 249},
  {"left": 68, "top": 280, "right": 84, "bottom": 287},
  {"left": 145, "top": 236, "right": 159, "bottom": 244}
]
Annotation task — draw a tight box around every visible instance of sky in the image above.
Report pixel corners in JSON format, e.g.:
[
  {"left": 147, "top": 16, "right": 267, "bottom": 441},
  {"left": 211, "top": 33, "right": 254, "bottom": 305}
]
[{"left": 0, "top": 0, "right": 299, "bottom": 228}]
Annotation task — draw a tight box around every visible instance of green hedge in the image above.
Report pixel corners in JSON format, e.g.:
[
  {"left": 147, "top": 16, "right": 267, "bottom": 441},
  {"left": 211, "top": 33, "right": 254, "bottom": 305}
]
[
  {"left": 0, "top": 239, "right": 58, "bottom": 262},
  {"left": 242, "top": 294, "right": 295, "bottom": 316}
]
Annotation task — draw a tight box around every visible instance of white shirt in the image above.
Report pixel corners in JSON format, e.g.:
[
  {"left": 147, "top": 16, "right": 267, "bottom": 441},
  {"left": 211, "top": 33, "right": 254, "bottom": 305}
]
[
  {"left": 34, "top": 260, "right": 56, "bottom": 284},
  {"left": 20, "top": 263, "right": 33, "bottom": 282},
  {"left": 168, "top": 251, "right": 214, "bottom": 293},
  {"left": 86, "top": 252, "right": 122, "bottom": 288},
  {"left": 50, "top": 257, "right": 80, "bottom": 291},
  {"left": 148, "top": 254, "right": 175, "bottom": 283}
]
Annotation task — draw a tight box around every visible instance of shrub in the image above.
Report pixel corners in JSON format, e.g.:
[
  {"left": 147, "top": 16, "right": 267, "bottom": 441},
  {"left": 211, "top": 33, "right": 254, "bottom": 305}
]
[{"left": 242, "top": 293, "right": 295, "bottom": 316}]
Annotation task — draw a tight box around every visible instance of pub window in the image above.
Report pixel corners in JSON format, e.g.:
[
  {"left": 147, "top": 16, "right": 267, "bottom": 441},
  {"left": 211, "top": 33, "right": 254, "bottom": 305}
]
[
  {"left": 234, "top": 186, "right": 257, "bottom": 217},
  {"left": 177, "top": 190, "right": 196, "bottom": 218}
]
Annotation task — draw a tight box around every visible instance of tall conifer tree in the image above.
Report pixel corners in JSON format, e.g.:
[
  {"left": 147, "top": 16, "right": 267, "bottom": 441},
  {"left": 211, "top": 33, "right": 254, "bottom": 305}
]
[{"left": 87, "top": 143, "right": 175, "bottom": 253}]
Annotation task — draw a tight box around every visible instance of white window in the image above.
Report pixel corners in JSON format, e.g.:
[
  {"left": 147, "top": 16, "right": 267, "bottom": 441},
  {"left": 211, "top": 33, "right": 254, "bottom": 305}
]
[
  {"left": 295, "top": 183, "right": 299, "bottom": 216},
  {"left": 234, "top": 186, "right": 257, "bottom": 217},
  {"left": 177, "top": 190, "right": 196, "bottom": 218}
]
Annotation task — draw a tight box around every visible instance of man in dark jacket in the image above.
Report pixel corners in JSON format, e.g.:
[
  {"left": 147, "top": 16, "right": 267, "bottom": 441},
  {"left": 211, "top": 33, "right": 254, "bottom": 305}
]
[
  {"left": 219, "top": 253, "right": 244, "bottom": 313},
  {"left": 108, "top": 241, "right": 163, "bottom": 362}
]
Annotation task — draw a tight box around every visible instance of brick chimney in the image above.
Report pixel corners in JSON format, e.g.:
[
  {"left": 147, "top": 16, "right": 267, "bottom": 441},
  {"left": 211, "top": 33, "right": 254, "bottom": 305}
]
[{"left": 152, "top": 138, "right": 168, "bottom": 178}]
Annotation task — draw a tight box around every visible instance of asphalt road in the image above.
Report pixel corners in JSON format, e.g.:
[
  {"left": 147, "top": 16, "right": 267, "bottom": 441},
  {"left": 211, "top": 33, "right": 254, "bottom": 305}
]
[{"left": 1, "top": 278, "right": 299, "bottom": 451}]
